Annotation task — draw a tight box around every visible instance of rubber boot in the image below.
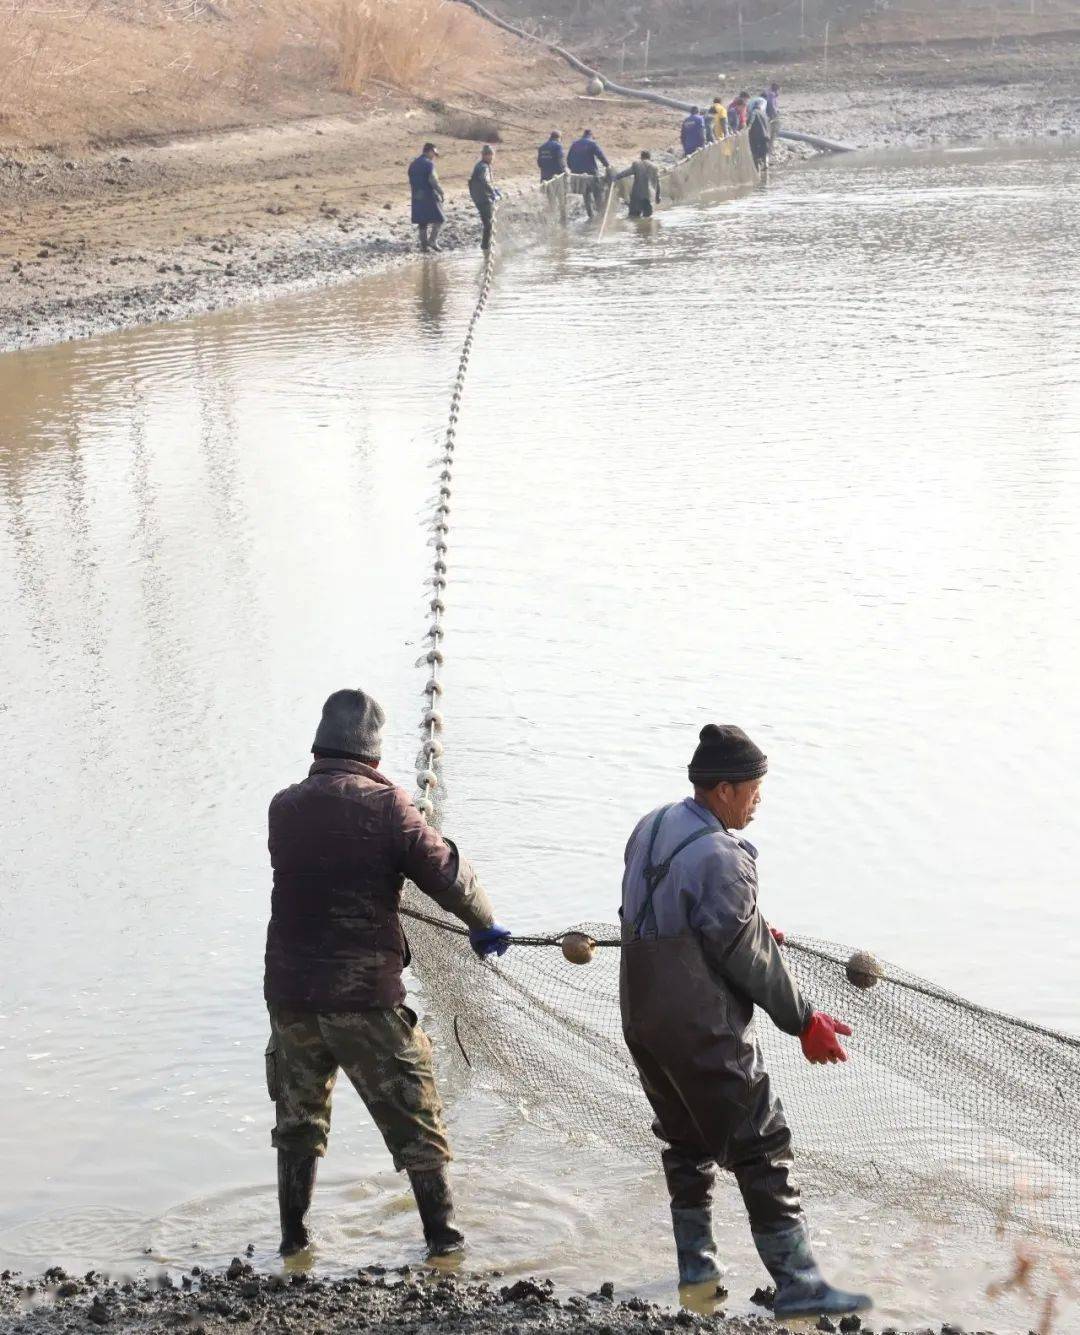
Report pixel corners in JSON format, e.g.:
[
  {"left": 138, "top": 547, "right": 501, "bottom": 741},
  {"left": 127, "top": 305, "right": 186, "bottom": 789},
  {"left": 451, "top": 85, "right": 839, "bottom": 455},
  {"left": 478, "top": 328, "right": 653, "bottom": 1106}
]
[
  {"left": 428, "top": 223, "right": 444, "bottom": 252},
  {"left": 418, "top": 225, "right": 429, "bottom": 253},
  {"left": 671, "top": 1206, "right": 722, "bottom": 1285},
  {"left": 752, "top": 1220, "right": 872, "bottom": 1319},
  {"left": 277, "top": 1150, "right": 318, "bottom": 1257},
  {"left": 407, "top": 1166, "right": 465, "bottom": 1256}
]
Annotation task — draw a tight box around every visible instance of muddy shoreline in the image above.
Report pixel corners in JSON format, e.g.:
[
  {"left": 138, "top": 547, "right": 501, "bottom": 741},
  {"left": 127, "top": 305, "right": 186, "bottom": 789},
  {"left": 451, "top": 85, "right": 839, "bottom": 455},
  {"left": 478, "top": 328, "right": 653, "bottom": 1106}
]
[
  {"left": 3, "top": 35, "right": 1080, "bottom": 355},
  {"left": 0, "top": 1262, "right": 969, "bottom": 1335}
]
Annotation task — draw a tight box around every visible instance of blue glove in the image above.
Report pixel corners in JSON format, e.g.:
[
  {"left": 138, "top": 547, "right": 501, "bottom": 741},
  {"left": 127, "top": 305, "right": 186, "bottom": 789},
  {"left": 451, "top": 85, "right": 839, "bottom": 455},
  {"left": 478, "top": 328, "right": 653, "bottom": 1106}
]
[{"left": 469, "top": 924, "right": 511, "bottom": 959}]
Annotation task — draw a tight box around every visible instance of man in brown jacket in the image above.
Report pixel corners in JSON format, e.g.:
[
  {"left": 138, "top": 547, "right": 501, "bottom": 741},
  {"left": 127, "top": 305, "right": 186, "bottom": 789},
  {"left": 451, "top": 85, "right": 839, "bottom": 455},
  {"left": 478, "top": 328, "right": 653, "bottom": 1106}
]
[{"left": 264, "top": 688, "right": 510, "bottom": 1257}]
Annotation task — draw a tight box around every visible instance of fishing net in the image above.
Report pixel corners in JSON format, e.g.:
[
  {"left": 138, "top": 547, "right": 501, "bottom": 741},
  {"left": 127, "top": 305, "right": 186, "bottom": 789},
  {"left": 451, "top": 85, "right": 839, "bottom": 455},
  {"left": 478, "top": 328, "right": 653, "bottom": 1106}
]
[
  {"left": 402, "top": 896, "right": 1080, "bottom": 1249},
  {"left": 497, "top": 175, "right": 572, "bottom": 233},
  {"left": 498, "top": 131, "right": 757, "bottom": 237},
  {"left": 610, "top": 131, "right": 758, "bottom": 207}
]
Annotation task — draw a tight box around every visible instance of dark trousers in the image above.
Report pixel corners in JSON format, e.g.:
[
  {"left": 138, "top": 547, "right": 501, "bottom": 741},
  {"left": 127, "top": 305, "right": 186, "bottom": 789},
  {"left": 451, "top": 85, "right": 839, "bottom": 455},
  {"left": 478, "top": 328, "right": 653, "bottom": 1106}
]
[
  {"left": 474, "top": 202, "right": 493, "bottom": 251},
  {"left": 627, "top": 1034, "right": 802, "bottom": 1234},
  {"left": 628, "top": 197, "right": 654, "bottom": 218},
  {"left": 750, "top": 122, "right": 770, "bottom": 169},
  {"left": 582, "top": 175, "right": 603, "bottom": 217}
]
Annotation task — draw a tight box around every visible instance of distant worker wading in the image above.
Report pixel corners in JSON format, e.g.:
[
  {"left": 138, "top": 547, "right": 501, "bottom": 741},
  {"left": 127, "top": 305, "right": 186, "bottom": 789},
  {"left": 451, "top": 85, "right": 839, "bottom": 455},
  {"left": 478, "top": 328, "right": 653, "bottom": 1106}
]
[
  {"left": 680, "top": 106, "right": 707, "bottom": 156},
  {"left": 264, "top": 689, "right": 511, "bottom": 1258},
  {"left": 567, "top": 128, "right": 610, "bottom": 219},
  {"left": 537, "top": 129, "right": 566, "bottom": 182},
  {"left": 747, "top": 95, "right": 771, "bottom": 170},
  {"left": 619, "top": 724, "right": 872, "bottom": 1319},
  {"left": 709, "top": 96, "right": 728, "bottom": 141},
  {"left": 615, "top": 151, "right": 661, "bottom": 219},
  {"left": 468, "top": 145, "right": 500, "bottom": 252}
]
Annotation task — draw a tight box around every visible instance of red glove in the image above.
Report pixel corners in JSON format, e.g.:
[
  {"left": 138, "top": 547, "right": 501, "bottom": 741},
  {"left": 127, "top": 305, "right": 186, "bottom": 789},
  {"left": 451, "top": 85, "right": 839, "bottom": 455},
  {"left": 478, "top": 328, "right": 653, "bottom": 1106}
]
[
  {"left": 769, "top": 925, "right": 785, "bottom": 945},
  {"left": 800, "top": 1011, "right": 852, "bottom": 1065}
]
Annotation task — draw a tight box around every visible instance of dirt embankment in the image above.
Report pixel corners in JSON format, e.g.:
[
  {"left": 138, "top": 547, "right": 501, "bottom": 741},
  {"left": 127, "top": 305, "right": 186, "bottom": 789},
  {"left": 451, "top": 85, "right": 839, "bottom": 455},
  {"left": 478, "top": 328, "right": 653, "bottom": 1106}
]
[{"left": 2, "top": 1, "right": 1080, "bottom": 353}]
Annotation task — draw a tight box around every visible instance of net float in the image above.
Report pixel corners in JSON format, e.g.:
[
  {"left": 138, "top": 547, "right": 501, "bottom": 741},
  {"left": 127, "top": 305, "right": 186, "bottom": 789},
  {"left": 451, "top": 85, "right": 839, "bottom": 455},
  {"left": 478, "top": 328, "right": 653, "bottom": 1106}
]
[
  {"left": 561, "top": 932, "right": 596, "bottom": 965},
  {"left": 846, "top": 949, "right": 884, "bottom": 990}
]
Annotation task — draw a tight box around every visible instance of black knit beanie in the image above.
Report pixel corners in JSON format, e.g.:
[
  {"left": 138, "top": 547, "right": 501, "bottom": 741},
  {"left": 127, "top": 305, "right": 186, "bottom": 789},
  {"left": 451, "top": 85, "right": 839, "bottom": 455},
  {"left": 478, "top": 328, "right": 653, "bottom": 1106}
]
[{"left": 688, "top": 724, "right": 768, "bottom": 785}]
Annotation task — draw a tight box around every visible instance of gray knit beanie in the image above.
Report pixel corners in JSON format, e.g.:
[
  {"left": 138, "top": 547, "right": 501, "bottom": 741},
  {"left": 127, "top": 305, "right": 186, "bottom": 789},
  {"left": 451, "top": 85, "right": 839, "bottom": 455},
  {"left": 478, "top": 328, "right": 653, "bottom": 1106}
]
[{"left": 311, "top": 689, "right": 385, "bottom": 763}]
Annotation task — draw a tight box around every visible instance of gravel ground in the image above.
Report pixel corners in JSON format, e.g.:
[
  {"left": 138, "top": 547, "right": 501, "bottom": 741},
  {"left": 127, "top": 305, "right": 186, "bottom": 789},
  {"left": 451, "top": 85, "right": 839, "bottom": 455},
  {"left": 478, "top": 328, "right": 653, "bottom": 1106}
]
[{"left": 0, "top": 1262, "right": 979, "bottom": 1335}]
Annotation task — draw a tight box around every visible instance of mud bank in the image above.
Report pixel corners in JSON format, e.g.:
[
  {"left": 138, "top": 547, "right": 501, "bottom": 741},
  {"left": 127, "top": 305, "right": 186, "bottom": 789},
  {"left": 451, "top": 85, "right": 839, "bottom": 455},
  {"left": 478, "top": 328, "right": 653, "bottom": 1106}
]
[
  {"left": 2, "top": 36, "right": 1080, "bottom": 353},
  {"left": 0, "top": 1265, "right": 976, "bottom": 1335}
]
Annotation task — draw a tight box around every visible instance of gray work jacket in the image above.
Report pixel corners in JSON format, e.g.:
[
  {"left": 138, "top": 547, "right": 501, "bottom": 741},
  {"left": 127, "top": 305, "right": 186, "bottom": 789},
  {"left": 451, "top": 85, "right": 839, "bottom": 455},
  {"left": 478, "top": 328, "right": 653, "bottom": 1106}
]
[
  {"left": 614, "top": 159, "right": 660, "bottom": 203},
  {"left": 621, "top": 797, "right": 810, "bottom": 1037}
]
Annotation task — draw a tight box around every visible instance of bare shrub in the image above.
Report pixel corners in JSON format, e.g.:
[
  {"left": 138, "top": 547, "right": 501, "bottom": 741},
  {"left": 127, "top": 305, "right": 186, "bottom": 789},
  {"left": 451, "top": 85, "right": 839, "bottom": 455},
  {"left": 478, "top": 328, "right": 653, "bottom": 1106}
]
[
  {"left": 438, "top": 108, "right": 502, "bottom": 142},
  {"left": 987, "top": 1215, "right": 1080, "bottom": 1335}
]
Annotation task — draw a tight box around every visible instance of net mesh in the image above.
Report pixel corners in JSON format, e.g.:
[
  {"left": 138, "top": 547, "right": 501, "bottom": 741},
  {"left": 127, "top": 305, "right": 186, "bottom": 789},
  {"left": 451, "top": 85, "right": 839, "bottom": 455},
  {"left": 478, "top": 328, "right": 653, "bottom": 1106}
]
[
  {"left": 497, "top": 130, "right": 758, "bottom": 237},
  {"left": 402, "top": 897, "right": 1080, "bottom": 1249},
  {"left": 611, "top": 131, "right": 759, "bottom": 207}
]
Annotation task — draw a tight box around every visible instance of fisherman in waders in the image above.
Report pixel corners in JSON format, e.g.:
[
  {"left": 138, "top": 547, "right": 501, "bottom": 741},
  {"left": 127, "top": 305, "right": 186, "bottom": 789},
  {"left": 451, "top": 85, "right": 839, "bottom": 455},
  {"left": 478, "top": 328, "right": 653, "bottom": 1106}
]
[
  {"left": 614, "top": 150, "right": 661, "bottom": 219},
  {"left": 537, "top": 130, "right": 566, "bottom": 182},
  {"left": 620, "top": 724, "right": 872, "bottom": 1319},
  {"left": 468, "top": 145, "right": 500, "bottom": 252},
  {"left": 680, "top": 106, "right": 707, "bottom": 156},
  {"left": 567, "top": 129, "right": 610, "bottom": 219},
  {"left": 748, "top": 98, "right": 771, "bottom": 171},
  {"left": 264, "top": 689, "right": 511, "bottom": 1257}
]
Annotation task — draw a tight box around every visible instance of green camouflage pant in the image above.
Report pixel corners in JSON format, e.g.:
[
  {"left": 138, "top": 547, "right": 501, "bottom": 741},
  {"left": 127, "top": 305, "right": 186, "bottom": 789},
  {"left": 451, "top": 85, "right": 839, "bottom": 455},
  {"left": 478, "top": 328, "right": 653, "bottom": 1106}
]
[{"left": 265, "top": 1004, "right": 451, "bottom": 1172}]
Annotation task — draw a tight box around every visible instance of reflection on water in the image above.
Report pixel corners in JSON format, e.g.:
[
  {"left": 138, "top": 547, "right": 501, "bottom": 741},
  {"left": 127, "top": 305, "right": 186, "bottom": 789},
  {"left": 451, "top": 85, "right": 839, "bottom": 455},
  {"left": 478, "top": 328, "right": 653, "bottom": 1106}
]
[{"left": 2, "top": 142, "right": 1079, "bottom": 1332}]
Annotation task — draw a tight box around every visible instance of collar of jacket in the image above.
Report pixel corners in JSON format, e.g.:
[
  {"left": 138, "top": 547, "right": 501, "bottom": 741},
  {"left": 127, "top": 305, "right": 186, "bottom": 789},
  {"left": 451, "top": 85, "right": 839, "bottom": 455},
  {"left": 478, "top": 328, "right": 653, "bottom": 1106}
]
[
  {"left": 683, "top": 796, "right": 759, "bottom": 860},
  {"left": 308, "top": 757, "right": 390, "bottom": 784}
]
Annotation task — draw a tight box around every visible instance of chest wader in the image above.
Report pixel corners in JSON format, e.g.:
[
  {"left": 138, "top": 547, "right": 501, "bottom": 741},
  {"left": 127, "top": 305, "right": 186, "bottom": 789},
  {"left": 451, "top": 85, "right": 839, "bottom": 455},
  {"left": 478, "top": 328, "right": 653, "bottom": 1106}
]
[
  {"left": 619, "top": 805, "right": 798, "bottom": 1283},
  {"left": 619, "top": 805, "right": 873, "bottom": 1317}
]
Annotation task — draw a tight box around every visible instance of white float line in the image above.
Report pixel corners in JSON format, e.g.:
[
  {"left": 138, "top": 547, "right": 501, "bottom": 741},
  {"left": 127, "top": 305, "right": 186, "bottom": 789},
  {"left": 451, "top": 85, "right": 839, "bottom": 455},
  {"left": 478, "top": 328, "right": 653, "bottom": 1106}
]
[{"left": 415, "top": 205, "right": 499, "bottom": 824}]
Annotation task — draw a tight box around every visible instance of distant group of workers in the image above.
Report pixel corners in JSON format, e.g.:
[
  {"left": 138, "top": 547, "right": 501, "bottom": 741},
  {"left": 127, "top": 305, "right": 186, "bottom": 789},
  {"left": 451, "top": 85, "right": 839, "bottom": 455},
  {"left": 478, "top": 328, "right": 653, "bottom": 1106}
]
[
  {"left": 537, "top": 128, "right": 660, "bottom": 218},
  {"left": 406, "top": 80, "right": 782, "bottom": 252},
  {"left": 682, "top": 82, "right": 781, "bottom": 169}
]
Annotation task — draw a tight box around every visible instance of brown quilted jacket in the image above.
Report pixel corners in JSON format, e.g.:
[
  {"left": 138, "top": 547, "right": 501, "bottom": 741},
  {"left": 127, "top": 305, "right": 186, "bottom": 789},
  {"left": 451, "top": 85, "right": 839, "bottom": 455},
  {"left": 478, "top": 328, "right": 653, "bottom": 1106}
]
[{"left": 264, "top": 758, "right": 494, "bottom": 1010}]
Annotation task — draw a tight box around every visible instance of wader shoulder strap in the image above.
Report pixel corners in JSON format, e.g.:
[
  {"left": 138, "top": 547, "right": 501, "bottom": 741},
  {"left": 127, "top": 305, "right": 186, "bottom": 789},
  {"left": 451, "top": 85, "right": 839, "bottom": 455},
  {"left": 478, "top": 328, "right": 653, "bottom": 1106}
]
[{"left": 632, "top": 804, "right": 719, "bottom": 938}]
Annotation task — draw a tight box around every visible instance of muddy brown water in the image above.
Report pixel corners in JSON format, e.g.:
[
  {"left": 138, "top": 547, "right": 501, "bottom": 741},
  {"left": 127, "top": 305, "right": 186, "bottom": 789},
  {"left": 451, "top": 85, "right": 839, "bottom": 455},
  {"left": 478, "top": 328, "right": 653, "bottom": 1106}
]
[{"left": 2, "top": 141, "right": 1079, "bottom": 1331}]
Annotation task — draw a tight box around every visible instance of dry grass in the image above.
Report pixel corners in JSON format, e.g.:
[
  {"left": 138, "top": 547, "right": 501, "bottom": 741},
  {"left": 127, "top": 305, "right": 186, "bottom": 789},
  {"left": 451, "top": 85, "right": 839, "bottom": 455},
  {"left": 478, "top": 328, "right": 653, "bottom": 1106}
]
[
  {"left": 0, "top": 0, "right": 512, "bottom": 149},
  {"left": 0, "top": 0, "right": 342, "bottom": 148},
  {"left": 330, "top": 0, "right": 504, "bottom": 95}
]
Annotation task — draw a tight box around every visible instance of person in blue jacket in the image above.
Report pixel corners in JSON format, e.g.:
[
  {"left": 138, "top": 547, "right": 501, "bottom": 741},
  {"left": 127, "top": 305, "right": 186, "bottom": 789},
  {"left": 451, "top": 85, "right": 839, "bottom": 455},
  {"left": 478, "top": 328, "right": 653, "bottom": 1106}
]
[
  {"left": 537, "top": 130, "right": 566, "bottom": 182},
  {"left": 407, "top": 142, "right": 445, "bottom": 252},
  {"left": 567, "top": 129, "right": 610, "bottom": 218},
  {"left": 680, "top": 107, "right": 707, "bottom": 156}
]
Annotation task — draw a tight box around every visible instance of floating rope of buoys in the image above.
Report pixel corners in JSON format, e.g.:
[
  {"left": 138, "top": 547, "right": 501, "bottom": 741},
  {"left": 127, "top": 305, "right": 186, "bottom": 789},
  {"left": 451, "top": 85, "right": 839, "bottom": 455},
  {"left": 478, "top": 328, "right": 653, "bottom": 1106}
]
[{"left": 414, "top": 202, "right": 500, "bottom": 825}]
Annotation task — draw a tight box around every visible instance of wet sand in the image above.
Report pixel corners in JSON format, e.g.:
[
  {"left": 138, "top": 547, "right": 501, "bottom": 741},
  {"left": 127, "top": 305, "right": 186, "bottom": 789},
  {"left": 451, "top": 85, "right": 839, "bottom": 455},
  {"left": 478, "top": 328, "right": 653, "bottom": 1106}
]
[{"left": 2, "top": 34, "right": 1079, "bottom": 354}]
